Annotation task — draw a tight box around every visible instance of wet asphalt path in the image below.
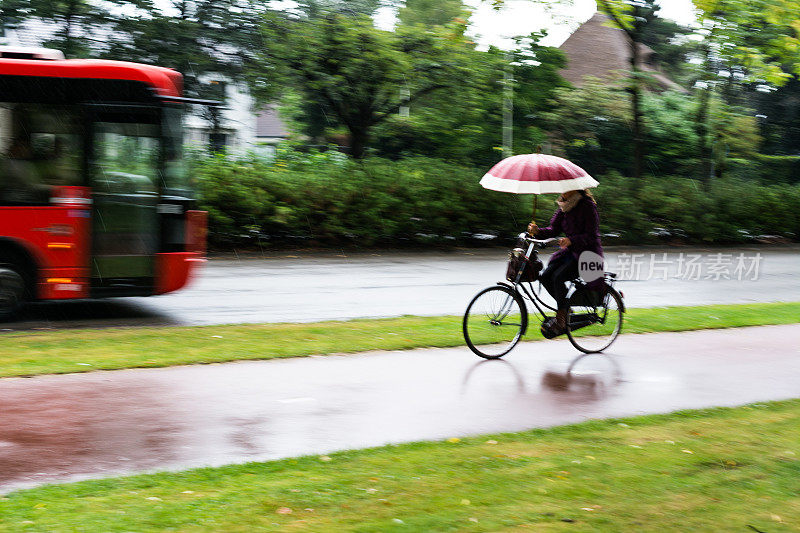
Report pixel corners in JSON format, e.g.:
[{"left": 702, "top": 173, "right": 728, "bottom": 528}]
[
  {"left": 5, "top": 246, "right": 800, "bottom": 329},
  {"left": 1, "top": 324, "right": 799, "bottom": 493}
]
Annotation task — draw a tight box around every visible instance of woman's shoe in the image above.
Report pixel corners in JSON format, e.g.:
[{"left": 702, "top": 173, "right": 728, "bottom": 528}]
[{"left": 540, "top": 317, "right": 565, "bottom": 339}]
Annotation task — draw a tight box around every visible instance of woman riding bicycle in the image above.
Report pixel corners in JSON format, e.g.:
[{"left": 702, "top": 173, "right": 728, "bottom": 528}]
[{"left": 528, "top": 188, "right": 603, "bottom": 336}]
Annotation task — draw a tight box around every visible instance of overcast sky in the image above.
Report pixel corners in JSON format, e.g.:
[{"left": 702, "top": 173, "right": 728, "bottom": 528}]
[{"left": 376, "top": 0, "right": 697, "bottom": 49}]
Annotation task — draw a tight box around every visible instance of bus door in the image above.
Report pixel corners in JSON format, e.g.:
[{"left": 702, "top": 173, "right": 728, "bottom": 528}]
[{"left": 87, "top": 106, "right": 160, "bottom": 296}]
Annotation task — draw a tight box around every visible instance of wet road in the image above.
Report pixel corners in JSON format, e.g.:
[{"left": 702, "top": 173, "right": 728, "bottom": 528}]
[
  {"left": 6, "top": 246, "right": 799, "bottom": 329},
  {"left": 2, "top": 324, "right": 799, "bottom": 493}
]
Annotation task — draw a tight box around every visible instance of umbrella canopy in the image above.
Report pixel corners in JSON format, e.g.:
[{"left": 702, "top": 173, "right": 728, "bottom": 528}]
[{"left": 480, "top": 154, "right": 599, "bottom": 194}]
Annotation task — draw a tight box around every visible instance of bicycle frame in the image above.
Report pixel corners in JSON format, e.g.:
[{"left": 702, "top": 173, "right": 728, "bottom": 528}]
[
  {"left": 504, "top": 235, "right": 559, "bottom": 325},
  {"left": 503, "top": 233, "right": 618, "bottom": 327}
]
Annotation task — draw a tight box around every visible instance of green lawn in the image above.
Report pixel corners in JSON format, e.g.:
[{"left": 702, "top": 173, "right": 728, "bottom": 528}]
[
  {"left": 2, "top": 399, "right": 799, "bottom": 531},
  {"left": 0, "top": 301, "right": 798, "bottom": 378}
]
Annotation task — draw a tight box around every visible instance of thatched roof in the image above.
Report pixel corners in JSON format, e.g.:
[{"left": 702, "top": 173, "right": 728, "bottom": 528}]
[{"left": 559, "top": 12, "right": 686, "bottom": 93}]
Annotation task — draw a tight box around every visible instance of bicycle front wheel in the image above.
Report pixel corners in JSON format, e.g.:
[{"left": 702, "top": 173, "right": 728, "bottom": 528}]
[
  {"left": 566, "top": 287, "right": 624, "bottom": 354},
  {"left": 463, "top": 285, "right": 527, "bottom": 359}
]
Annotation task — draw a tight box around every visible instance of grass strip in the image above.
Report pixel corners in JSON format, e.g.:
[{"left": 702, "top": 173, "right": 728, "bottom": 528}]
[
  {"left": 2, "top": 399, "right": 799, "bottom": 531},
  {"left": 0, "top": 301, "right": 798, "bottom": 378}
]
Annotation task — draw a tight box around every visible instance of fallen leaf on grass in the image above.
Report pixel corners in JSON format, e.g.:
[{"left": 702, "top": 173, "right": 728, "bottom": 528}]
[
  {"left": 486, "top": 440, "right": 498, "bottom": 445},
  {"left": 461, "top": 499, "right": 471, "bottom": 505},
  {"left": 276, "top": 507, "right": 292, "bottom": 515},
  {"left": 681, "top": 449, "right": 694, "bottom": 454},
  {"left": 448, "top": 438, "right": 461, "bottom": 443},
  {"left": 319, "top": 455, "right": 332, "bottom": 462}
]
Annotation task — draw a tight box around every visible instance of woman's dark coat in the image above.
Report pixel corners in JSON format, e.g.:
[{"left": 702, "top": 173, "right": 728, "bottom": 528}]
[{"left": 536, "top": 195, "right": 604, "bottom": 288}]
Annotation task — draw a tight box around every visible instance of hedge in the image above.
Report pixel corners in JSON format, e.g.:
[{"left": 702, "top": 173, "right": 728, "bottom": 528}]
[{"left": 192, "top": 152, "right": 800, "bottom": 248}]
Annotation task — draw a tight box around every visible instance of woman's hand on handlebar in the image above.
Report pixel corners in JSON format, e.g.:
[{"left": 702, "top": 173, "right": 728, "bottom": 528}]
[
  {"left": 527, "top": 221, "right": 539, "bottom": 235},
  {"left": 559, "top": 237, "right": 571, "bottom": 249}
]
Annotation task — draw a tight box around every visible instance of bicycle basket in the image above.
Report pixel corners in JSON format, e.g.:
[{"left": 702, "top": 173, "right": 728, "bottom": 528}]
[{"left": 506, "top": 248, "right": 543, "bottom": 283}]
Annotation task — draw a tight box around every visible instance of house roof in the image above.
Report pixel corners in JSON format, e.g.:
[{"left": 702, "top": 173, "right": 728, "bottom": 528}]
[
  {"left": 559, "top": 12, "right": 685, "bottom": 93},
  {"left": 256, "top": 106, "right": 288, "bottom": 138}
]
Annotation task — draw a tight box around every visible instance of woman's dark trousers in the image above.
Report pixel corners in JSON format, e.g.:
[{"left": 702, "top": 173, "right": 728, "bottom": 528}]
[{"left": 540, "top": 254, "right": 579, "bottom": 310}]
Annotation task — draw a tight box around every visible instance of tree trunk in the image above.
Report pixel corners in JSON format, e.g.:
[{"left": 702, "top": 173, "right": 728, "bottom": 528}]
[
  {"left": 349, "top": 127, "right": 369, "bottom": 159},
  {"left": 696, "top": 85, "right": 712, "bottom": 183},
  {"left": 64, "top": 11, "right": 74, "bottom": 58},
  {"left": 628, "top": 37, "right": 644, "bottom": 184},
  {"left": 695, "top": 44, "right": 713, "bottom": 185}
]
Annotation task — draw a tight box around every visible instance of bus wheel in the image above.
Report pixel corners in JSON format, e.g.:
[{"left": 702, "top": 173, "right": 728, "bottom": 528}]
[{"left": 0, "top": 267, "right": 25, "bottom": 320}]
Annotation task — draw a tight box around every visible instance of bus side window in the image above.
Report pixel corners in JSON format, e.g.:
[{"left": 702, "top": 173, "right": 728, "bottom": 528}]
[{"left": 0, "top": 103, "right": 82, "bottom": 206}]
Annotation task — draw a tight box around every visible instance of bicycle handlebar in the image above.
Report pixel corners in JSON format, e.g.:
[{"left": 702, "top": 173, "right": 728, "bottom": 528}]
[{"left": 517, "top": 233, "right": 559, "bottom": 246}]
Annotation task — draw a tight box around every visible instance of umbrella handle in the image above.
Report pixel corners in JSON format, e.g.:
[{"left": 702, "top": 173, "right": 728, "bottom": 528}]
[{"left": 528, "top": 195, "right": 539, "bottom": 236}]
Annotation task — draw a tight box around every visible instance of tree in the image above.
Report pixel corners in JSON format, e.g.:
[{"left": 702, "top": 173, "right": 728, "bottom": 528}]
[
  {"left": 293, "top": 0, "right": 386, "bottom": 18},
  {"left": 691, "top": 0, "right": 798, "bottom": 179},
  {"left": 595, "top": 0, "right": 663, "bottom": 183},
  {"left": 107, "top": 0, "right": 264, "bottom": 99},
  {"left": 253, "top": 13, "right": 476, "bottom": 158},
  {"left": 365, "top": 31, "right": 567, "bottom": 166},
  {"left": 638, "top": 14, "right": 695, "bottom": 86},
  {"left": 1, "top": 0, "right": 145, "bottom": 58},
  {"left": 0, "top": 0, "right": 30, "bottom": 38},
  {"left": 397, "top": 0, "right": 468, "bottom": 28}
]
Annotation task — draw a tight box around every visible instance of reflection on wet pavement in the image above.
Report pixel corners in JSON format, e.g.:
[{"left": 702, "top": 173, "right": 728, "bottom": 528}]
[{"left": 1, "top": 324, "right": 799, "bottom": 493}]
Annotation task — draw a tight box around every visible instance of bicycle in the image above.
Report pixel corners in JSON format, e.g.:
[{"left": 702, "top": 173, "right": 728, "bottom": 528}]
[{"left": 463, "top": 233, "right": 625, "bottom": 357}]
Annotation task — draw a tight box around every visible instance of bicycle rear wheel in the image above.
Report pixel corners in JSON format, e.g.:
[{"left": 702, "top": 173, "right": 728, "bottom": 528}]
[
  {"left": 463, "top": 285, "right": 527, "bottom": 359},
  {"left": 566, "top": 287, "right": 623, "bottom": 353}
]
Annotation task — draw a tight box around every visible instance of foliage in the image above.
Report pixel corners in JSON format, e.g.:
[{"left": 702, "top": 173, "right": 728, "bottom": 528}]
[
  {"left": 543, "top": 81, "right": 762, "bottom": 180},
  {"left": 638, "top": 14, "right": 696, "bottom": 86},
  {"left": 0, "top": 0, "right": 145, "bottom": 58},
  {"left": 595, "top": 0, "right": 661, "bottom": 181},
  {"left": 105, "top": 0, "right": 265, "bottom": 101},
  {"left": 692, "top": 0, "right": 799, "bottom": 85},
  {"left": 397, "top": 0, "right": 469, "bottom": 28},
  {"left": 292, "top": 0, "right": 388, "bottom": 18}
]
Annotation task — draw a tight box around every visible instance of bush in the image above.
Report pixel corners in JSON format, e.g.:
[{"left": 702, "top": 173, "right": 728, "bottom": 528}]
[
  {"left": 193, "top": 151, "right": 534, "bottom": 247},
  {"left": 193, "top": 151, "right": 800, "bottom": 249},
  {"left": 727, "top": 154, "right": 800, "bottom": 184}
]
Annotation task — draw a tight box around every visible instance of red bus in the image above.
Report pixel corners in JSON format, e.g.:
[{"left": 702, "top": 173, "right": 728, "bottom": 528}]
[{"left": 0, "top": 47, "right": 207, "bottom": 319}]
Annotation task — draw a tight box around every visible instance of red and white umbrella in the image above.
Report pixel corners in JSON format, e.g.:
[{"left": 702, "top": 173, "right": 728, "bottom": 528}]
[{"left": 480, "top": 154, "right": 598, "bottom": 195}]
